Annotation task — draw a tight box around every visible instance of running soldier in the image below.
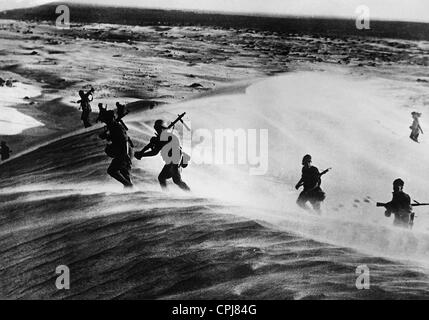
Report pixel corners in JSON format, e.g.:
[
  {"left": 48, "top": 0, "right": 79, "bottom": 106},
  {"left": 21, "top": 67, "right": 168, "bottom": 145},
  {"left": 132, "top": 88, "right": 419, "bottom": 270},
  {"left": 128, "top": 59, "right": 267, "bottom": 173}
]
[
  {"left": 99, "top": 110, "right": 133, "bottom": 188},
  {"left": 78, "top": 87, "right": 95, "bottom": 128},
  {"left": 134, "top": 119, "right": 190, "bottom": 191},
  {"left": 295, "top": 154, "right": 330, "bottom": 213},
  {"left": 382, "top": 179, "right": 414, "bottom": 228}
]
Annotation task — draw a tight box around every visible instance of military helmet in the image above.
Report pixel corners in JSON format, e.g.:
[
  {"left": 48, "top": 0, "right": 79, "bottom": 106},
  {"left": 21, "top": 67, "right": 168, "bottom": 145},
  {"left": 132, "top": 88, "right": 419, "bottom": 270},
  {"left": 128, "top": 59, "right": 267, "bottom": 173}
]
[
  {"left": 302, "top": 154, "right": 312, "bottom": 164},
  {"left": 154, "top": 119, "right": 168, "bottom": 131},
  {"left": 393, "top": 178, "right": 405, "bottom": 187}
]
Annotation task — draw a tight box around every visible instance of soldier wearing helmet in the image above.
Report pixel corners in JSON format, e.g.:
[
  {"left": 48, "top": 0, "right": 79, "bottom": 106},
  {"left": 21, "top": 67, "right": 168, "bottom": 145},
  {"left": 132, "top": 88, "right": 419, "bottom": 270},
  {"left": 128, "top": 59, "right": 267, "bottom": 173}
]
[
  {"left": 77, "top": 87, "right": 95, "bottom": 128},
  {"left": 384, "top": 179, "right": 414, "bottom": 228},
  {"left": 295, "top": 154, "right": 328, "bottom": 213},
  {"left": 134, "top": 119, "right": 190, "bottom": 191}
]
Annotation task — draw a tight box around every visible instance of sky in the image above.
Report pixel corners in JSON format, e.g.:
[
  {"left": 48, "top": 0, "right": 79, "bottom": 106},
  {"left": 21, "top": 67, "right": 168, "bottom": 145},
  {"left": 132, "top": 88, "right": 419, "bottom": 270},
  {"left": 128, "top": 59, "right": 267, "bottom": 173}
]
[{"left": 0, "top": 0, "right": 428, "bottom": 23}]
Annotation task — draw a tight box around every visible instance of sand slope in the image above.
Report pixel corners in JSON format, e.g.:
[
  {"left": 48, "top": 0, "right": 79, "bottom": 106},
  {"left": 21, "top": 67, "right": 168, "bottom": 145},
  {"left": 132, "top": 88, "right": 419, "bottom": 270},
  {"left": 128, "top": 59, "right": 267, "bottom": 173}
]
[
  {"left": 0, "top": 83, "right": 42, "bottom": 135},
  {"left": 2, "top": 69, "right": 429, "bottom": 299}
]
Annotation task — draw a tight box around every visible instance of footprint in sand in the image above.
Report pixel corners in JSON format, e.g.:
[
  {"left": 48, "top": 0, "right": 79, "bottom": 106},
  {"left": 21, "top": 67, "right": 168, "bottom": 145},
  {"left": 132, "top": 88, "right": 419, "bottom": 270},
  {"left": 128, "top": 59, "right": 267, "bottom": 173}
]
[{"left": 363, "top": 196, "right": 372, "bottom": 203}]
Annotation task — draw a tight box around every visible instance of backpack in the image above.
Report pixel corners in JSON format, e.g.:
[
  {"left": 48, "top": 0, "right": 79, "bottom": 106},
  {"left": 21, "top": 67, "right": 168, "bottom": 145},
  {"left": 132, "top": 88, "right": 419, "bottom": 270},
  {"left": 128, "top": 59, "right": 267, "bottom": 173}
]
[{"left": 181, "top": 152, "right": 191, "bottom": 168}]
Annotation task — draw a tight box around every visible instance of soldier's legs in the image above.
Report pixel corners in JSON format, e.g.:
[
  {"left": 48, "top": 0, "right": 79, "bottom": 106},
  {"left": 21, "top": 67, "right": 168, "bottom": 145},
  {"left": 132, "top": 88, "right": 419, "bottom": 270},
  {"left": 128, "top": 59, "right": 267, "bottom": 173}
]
[
  {"left": 410, "top": 130, "right": 419, "bottom": 142},
  {"left": 310, "top": 200, "right": 322, "bottom": 214},
  {"left": 171, "top": 165, "right": 190, "bottom": 191},
  {"left": 158, "top": 164, "right": 173, "bottom": 190},
  {"left": 119, "top": 164, "right": 133, "bottom": 188},
  {"left": 82, "top": 111, "right": 92, "bottom": 128},
  {"left": 393, "top": 214, "right": 413, "bottom": 229},
  {"left": 108, "top": 158, "right": 133, "bottom": 187},
  {"left": 297, "top": 191, "right": 310, "bottom": 210},
  {"left": 415, "top": 132, "right": 420, "bottom": 142}
]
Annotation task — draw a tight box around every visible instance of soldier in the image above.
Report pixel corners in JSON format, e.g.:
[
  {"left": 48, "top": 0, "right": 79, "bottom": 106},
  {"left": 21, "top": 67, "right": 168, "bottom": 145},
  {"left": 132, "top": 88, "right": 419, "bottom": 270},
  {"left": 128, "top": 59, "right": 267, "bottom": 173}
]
[
  {"left": 96, "top": 103, "right": 108, "bottom": 123},
  {"left": 295, "top": 154, "right": 329, "bottom": 213},
  {"left": 410, "top": 112, "right": 423, "bottom": 143},
  {"left": 116, "top": 102, "right": 129, "bottom": 120},
  {"left": 383, "top": 179, "right": 414, "bottom": 228},
  {"left": 78, "top": 87, "right": 95, "bottom": 128},
  {"left": 0, "top": 141, "right": 12, "bottom": 161},
  {"left": 134, "top": 119, "right": 190, "bottom": 191},
  {"left": 115, "top": 102, "right": 129, "bottom": 131},
  {"left": 99, "top": 110, "right": 133, "bottom": 188}
]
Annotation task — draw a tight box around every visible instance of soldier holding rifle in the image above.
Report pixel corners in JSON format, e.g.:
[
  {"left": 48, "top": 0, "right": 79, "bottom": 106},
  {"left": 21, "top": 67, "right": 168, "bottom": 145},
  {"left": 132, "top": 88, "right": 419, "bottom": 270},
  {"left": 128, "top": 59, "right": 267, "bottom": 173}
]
[
  {"left": 135, "top": 113, "right": 191, "bottom": 191},
  {"left": 377, "top": 178, "right": 429, "bottom": 229},
  {"left": 77, "top": 87, "right": 95, "bottom": 128},
  {"left": 295, "top": 154, "right": 331, "bottom": 214}
]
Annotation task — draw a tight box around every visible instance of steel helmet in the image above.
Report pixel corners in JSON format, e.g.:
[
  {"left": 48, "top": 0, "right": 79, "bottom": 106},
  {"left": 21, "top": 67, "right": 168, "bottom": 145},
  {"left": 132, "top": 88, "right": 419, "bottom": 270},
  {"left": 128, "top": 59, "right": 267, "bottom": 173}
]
[
  {"left": 154, "top": 119, "right": 168, "bottom": 131},
  {"left": 302, "top": 154, "right": 312, "bottom": 164},
  {"left": 393, "top": 178, "right": 405, "bottom": 187}
]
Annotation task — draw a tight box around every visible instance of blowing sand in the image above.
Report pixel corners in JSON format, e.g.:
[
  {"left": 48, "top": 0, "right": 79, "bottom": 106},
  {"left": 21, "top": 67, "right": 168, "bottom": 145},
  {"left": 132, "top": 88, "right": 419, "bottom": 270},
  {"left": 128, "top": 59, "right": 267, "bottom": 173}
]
[{"left": 0, "top": 82, "right": 42, "bottom": 135}]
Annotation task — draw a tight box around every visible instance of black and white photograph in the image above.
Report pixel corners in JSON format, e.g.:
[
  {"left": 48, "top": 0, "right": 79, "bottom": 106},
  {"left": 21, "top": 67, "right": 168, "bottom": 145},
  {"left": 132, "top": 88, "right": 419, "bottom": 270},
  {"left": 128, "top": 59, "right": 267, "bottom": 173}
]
[{"left": 1, "top": 0, "right": 429, "bottom": 305}]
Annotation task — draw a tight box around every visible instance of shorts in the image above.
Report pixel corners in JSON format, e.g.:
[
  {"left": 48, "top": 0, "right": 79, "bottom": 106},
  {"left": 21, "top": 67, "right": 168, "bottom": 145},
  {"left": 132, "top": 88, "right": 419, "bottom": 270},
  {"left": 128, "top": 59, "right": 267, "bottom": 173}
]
[{"left": 298, "top": 187, "right": 326, "bottom": 204}]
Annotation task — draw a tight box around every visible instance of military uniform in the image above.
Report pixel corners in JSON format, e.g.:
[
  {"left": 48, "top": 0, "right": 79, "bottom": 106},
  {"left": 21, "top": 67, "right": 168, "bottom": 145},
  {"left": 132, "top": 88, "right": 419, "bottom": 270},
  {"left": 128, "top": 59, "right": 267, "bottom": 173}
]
[
  {"left": 104, "top": 121, "right": 133, "bottom": 187},
  {"left": 384, "top": 191, "right": 414, "bottom": 228},
  {"left": 410, "top": 119, "right": 421, "bottom": 142},
  {"left": 296, "top": 166, "right": 326, "bottom": 211},
  {"left": 79, "top": 91, "right": 93, "bottom": 128},
  {"left": 149, "top": 133, "right": 190, "bottom": 191}
]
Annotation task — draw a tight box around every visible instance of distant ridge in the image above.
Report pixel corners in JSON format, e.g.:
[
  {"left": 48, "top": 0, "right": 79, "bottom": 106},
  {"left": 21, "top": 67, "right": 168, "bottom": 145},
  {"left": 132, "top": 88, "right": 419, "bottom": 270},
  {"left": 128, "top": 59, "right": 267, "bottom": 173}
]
[{"left": 2, "top": 2, "right": 429, "bottom": 41}]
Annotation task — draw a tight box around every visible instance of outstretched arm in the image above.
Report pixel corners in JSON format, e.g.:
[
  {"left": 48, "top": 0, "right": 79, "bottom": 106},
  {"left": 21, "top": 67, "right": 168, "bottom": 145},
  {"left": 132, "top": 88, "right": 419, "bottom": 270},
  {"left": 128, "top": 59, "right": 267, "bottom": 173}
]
[
  {"left": 419, "top": 125, "right": 424, "bottom": 134},
  {"left": 135, "top": 142, "right": 159, "bottom": 159},
  {"left": 295, "top": 178, "right": 304, "bottom": 190},
  {"left": 140, "top": 148, "right": 158, "bottom": 158}
]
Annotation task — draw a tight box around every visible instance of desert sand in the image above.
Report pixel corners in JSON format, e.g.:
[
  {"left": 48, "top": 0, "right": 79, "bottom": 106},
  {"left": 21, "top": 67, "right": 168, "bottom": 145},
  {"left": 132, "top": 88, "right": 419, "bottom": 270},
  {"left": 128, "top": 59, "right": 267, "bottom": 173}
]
[{"left": 1, "top": 12, "right": 429, "bottom": 299}]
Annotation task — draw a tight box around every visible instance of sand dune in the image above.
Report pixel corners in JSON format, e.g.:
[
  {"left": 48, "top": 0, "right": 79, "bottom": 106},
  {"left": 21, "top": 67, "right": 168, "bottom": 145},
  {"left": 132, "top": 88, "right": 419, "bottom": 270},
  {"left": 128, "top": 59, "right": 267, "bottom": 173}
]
[
  {"left": 0, "top": 82, "right": 43, "bottom": 135},
  {"left": 2, "top": 69, "right": 429, "bottom": 299},
  {"left": 1, "top": 8, "right": 429, "bottom": 300}
]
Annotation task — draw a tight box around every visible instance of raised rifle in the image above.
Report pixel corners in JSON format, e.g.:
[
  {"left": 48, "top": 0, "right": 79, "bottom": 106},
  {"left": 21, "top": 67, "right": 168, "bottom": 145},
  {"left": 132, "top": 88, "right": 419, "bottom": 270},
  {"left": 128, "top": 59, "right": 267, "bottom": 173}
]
[{"left": 168, "top": 112, "right": 191, "bottom": 131}]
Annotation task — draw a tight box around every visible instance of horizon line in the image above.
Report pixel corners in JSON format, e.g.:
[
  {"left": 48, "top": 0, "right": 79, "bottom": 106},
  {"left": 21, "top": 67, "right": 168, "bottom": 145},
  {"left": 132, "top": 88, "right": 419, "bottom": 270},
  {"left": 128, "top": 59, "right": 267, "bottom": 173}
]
[{"left": 2, "top": 1, "right": 429, "bottom": 24}]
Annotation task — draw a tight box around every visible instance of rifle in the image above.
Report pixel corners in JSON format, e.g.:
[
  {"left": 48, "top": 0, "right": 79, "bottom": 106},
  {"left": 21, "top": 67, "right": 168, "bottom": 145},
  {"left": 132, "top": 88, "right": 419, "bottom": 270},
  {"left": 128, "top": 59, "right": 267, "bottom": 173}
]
[
  {"left": 376, "top": 200, "right": 428, "bottom": 227},
  {"left": 168, "top": 112, "right": 191, "bottom": 131},
  {"left": 376, "top": 200, "right": 429, "bottom": 208},
  {"left": 320, "top": 168, "right": 332, "bottom": 177},
  {"left": 295, "top": 167, "right": 331, "bottom": 190}
]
